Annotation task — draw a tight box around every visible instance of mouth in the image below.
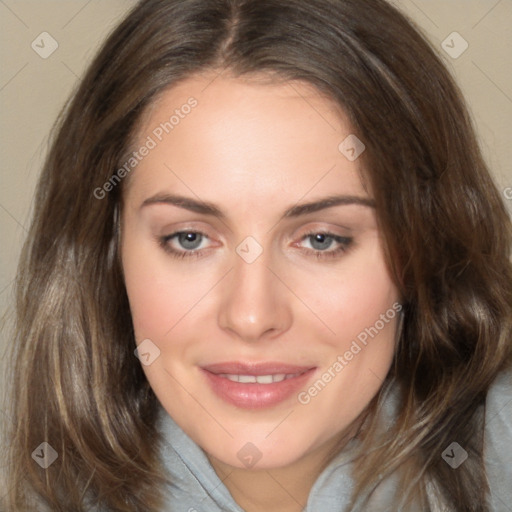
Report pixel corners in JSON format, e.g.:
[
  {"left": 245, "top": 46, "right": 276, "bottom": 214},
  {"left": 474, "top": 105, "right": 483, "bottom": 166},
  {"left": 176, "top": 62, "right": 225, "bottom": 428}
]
[{"left": 201, "top": 361, "right": 317, "bottom": 409}]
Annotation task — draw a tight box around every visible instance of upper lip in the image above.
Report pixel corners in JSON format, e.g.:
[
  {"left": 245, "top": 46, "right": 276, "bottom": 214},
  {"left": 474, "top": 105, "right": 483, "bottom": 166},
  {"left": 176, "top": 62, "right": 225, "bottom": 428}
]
[{"left": 201, "top": 361, "right": 315, "bottom": 376}]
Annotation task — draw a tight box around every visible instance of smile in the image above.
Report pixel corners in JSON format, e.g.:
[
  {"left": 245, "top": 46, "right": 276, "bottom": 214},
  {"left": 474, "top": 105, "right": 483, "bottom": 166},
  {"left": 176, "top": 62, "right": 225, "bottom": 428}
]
[{"left": 201, "top": 363, "right": 317, "bottom": 409}]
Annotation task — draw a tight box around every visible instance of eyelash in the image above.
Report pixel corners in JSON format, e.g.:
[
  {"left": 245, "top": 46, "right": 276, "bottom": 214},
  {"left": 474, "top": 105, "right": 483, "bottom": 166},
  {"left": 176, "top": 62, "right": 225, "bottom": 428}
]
[{"left": 158, "top": 230, "right": 353, "bottom": 261}]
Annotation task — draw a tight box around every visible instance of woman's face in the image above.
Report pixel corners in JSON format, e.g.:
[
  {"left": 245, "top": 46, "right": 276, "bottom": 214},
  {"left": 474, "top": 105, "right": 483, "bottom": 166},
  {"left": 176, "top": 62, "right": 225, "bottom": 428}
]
[{"left": 121, "top": 73, "right": 401, "bottom": 469}]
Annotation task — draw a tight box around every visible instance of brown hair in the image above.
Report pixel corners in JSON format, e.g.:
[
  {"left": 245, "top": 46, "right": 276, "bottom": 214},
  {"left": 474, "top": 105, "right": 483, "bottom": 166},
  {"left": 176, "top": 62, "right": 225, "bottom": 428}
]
[{"left": 3, "top": 0, "right": 511, "bottom": 510}]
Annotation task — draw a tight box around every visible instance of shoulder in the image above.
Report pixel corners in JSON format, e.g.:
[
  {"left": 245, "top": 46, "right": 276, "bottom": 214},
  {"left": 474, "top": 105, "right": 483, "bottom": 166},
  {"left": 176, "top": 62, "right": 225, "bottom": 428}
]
[{"left": 484, "top": 365, "right": 512, "bottom": 511}]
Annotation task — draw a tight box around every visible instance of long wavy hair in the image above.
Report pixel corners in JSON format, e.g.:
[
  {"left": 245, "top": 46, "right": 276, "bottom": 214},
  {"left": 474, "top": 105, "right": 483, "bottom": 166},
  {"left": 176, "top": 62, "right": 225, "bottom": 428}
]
[{"left": 3, "top": 0, "right": 511, "bottom": 510}]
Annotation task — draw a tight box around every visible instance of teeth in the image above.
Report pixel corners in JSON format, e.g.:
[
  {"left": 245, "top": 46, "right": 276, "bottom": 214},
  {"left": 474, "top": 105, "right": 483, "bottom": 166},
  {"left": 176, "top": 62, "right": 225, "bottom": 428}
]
[
  {"left": 218, "top": 373, "right": 301, "bottom": 383},
  {"left": 238, "top": 375, "right": 257, "bottom": 383},
  {"left": 255, "top": 374, "right": 275, "bottom": 383}
]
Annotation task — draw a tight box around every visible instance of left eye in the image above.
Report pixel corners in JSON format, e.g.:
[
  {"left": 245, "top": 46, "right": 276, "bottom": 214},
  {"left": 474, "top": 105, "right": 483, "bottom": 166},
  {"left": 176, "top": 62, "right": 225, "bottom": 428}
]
[
  {"left": 297, "top": 231, "right": 353, "bottom": 258},
  {"left": 303, "top": 233, "right": 338, "bottom": 251}
]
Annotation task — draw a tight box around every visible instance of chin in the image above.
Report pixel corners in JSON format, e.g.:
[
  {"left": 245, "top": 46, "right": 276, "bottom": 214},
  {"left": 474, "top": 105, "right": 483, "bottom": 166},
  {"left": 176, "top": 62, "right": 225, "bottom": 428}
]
[{"left": 201, "top": 426, "right": 323, "bottom": 471}]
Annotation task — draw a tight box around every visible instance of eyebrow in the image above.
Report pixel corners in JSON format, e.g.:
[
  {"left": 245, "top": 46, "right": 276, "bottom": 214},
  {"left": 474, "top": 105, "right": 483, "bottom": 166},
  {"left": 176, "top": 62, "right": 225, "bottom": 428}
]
[{"left": 140, "top": 193, "right": 375, "bottom": 218}]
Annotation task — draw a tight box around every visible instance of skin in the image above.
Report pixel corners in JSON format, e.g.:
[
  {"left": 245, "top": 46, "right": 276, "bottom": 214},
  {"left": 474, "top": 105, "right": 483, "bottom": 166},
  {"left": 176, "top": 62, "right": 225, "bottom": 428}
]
[{"left": 120, "top": 72, "right": 401, "bottom": 511}]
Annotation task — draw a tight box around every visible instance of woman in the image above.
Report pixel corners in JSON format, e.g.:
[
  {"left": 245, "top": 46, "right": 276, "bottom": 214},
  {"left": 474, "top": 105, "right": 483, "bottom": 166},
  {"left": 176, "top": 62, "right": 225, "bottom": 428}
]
[{"left": 3, "top": 0, "right": 511, "bottom": 510}]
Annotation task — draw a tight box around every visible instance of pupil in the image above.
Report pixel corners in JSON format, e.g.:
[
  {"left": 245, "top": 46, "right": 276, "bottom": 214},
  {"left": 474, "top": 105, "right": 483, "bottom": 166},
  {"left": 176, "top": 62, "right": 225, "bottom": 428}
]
[
  {"left": 311, "top": 233, "right": 332, "bottom": 250},
  {"left": 179, "top": 232, "right": 202, "bottom": 250}
]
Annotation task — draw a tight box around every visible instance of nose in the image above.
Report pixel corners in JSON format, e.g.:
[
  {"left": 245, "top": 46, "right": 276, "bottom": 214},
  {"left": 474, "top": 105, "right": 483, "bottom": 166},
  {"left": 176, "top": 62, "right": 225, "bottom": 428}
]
[{"left": 217, "top": 247, "right": 292, "bottom": 343}]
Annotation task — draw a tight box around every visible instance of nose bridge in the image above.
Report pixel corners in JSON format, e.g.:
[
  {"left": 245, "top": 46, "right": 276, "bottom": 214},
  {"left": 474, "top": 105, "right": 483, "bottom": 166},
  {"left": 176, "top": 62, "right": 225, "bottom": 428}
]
[{"left": 217, "top": 240, "right": 291, "bottom": 341}]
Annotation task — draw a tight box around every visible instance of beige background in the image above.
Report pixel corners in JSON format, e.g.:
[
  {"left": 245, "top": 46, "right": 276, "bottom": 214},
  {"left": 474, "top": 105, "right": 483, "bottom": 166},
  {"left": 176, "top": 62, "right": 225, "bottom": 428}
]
[{"left": 0, "top": 0, "right": 511, "bottom": 490}]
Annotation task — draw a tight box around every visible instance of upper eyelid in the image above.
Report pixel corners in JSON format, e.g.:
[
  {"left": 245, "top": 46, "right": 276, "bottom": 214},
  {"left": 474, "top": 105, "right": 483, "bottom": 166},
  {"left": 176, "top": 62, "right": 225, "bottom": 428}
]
[
  {"left": 161, "top": 220, "right": 353, "bottom": 236},
  {"left": 163, "top": 230, "right": 211, "bottom": 246},
  {"left": 296, "top": 231, "right": 352, "bottom": 248},
  {"left": 163, "top": 228, "right": 348, "bottom": 238}
]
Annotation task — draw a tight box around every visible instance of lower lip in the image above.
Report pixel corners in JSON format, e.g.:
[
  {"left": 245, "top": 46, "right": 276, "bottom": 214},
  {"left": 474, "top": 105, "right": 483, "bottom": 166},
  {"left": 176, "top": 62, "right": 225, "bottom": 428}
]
[{"left": 201, "top": 368, "right": 316, "bottom": 409}]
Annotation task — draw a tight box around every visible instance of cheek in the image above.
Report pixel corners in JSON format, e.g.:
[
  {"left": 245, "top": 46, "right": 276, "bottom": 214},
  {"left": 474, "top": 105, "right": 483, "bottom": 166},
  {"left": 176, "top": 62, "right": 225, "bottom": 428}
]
[
  {"left": 294, "top": 237, "right": 399, "bottom": 349},
  {"left": 123, "top": 263, "right": 169, "bottom": 340},
  {"left": 121, "top": 234, "right": 203, "bottom": 341},
  {"left": 288, "top": 236, "right": 399, "bottom": 416}
]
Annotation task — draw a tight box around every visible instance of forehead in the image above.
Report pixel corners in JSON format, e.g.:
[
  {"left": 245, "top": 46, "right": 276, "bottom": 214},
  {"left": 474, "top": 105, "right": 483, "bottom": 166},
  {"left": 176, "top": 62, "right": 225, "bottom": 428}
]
[{"left": 123, "top": 73, "right": 369, "bottom": 206}]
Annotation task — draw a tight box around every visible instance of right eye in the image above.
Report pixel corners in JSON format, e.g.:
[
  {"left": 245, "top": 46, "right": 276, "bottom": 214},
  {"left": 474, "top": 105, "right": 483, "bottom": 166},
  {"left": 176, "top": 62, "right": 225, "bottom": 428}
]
[{"left": 158, "top": 231, "right": 212, "bottom": 259}]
